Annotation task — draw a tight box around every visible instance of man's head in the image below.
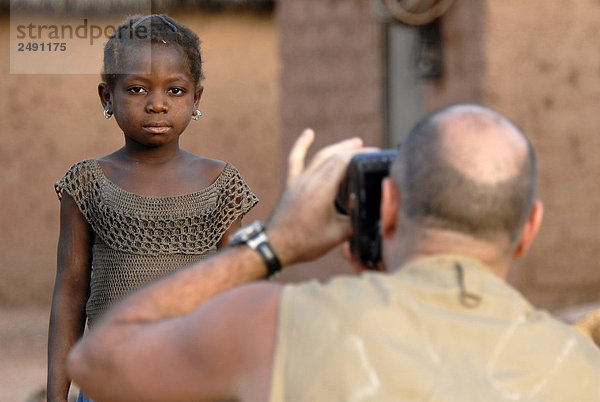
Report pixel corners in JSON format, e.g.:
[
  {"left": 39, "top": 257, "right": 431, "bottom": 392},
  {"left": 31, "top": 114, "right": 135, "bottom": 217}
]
[{"left": 381, "top": 104, "right": 543, "bottom": 274}]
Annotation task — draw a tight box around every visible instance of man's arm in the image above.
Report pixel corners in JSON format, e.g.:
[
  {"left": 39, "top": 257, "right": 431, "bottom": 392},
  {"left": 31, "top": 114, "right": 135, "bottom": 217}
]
[
  {"left": 67, "top": 130, "right": 366, "bottom": 401},
  {"left": 69, "top": 245, "right": 279, "bottom": 401}
]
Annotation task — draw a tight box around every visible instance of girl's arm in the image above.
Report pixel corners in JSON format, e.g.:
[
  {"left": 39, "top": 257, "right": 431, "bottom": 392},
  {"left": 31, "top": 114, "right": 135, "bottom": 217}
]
[{"left": 47, "top": 193, "right": 93, "bottom": 402}]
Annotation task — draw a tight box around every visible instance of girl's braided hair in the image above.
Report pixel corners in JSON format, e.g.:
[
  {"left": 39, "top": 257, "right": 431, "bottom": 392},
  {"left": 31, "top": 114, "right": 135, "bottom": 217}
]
[{"left": 102, "top": 14, "right": 203, "bottom": 89}]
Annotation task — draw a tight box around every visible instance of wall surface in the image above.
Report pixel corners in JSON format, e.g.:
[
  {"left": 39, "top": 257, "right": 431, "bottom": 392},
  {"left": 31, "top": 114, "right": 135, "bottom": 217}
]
[
  {"left": 0, "top": 11, "right": 280, "bottom": 306},
  {"left": 425, "top": 0, "right": 486, "bottom": 108},
  {"left": 483, "top": 1, "right": 600, "bottom": 310},
  {"left": 276, "top": 0, "right": 382, "bottom": 282},
  {"left": 3, "top": 0, "right": 600, "bottom": 312}
]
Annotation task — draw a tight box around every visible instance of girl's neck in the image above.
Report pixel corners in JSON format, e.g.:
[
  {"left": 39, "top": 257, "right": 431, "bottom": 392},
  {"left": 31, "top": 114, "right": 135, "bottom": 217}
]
[{"left": 121, "top": 140, "right": 184, "bottom": 164}]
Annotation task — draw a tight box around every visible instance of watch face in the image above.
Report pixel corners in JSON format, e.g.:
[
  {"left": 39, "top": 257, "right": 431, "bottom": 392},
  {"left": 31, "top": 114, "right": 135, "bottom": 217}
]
[
  {"left": 230, "top": 221, "right": 265, "bottom": 245},
  {"left": 227, "top": 220, "right": 281, "bottom": 276}
]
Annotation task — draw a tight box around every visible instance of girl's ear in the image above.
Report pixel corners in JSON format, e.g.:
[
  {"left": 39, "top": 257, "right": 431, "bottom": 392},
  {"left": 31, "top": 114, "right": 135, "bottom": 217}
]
[
  {"left": 98, "top": 83, "right": 112, "bottom": 109},
  {"left": 194, "top": 85, "right": 204, "bottom": 106}
]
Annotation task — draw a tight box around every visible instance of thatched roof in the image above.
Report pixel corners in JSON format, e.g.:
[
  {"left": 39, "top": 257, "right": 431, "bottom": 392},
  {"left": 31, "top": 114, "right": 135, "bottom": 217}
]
[{"left": 3, "top": 0, "right": 274, "bottom": 14}]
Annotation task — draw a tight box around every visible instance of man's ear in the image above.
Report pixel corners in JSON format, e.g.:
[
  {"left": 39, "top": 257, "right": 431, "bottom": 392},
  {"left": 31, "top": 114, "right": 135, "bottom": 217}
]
[
  {"left": 513, "top": 200, "right": 544, "bottom": 258},
  {"left": 98, "top": 83, "right": 112, "bottom": 109},
  {"left": 381, "top": 178, "right": 400, "bottom": 240},
  {"left": 194, "top": 85, "right": 204, "bottom": 106}
]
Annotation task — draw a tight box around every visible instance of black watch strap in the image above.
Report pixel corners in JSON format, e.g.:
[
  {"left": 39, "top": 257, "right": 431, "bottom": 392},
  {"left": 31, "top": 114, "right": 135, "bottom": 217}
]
[{"left": 229, "top": 221, "right": 282, "bottom": 277}]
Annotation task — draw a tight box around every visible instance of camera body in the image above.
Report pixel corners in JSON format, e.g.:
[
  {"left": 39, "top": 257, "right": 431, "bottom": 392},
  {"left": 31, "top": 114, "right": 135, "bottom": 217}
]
[{"left": 336, "top": 150, "right": 398, "bottom": 268}]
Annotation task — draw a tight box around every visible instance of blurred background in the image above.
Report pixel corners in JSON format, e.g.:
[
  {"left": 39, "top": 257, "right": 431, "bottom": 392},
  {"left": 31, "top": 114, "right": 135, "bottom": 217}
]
[{"left": 1, "top": 0, "right": 600, "bottom": 400}]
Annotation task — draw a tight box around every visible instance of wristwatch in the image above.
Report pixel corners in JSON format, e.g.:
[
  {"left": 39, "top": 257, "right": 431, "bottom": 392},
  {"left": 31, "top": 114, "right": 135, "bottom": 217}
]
[{"left": 228, "top": 221, "right": 282, "bottom": 277}]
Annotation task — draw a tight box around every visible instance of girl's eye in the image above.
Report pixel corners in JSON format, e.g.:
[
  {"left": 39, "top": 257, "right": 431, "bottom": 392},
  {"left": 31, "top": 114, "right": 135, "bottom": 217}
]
[
  {"left": 169, "top": 88, "right": 185, "bottom": 96},
  {"left": 128, "top": 86, "right": 146, "bottom": 95}
]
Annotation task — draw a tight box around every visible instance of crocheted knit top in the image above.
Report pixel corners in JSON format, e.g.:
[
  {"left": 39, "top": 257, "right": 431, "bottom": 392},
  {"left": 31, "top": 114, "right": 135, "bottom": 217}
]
[{"left": 55, "top": 159, "right": 258, "bottom": 327}]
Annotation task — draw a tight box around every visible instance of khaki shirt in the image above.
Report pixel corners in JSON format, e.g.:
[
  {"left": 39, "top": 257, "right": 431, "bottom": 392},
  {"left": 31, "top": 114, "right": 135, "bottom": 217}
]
[{"left": 270, "top": 255, "right": 600, "bottom": 401}]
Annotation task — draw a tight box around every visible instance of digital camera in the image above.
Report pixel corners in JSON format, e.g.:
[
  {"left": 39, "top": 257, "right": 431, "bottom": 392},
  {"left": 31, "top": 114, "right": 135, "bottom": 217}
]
[{"left": 335, "top": 149, "right": 398, "bottom": 268}]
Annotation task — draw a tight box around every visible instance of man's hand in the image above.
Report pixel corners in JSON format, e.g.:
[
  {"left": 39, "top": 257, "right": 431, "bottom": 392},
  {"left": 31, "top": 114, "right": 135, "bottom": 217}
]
[{"left": 268, "top": 129, "right": 369, "bottom": 266}]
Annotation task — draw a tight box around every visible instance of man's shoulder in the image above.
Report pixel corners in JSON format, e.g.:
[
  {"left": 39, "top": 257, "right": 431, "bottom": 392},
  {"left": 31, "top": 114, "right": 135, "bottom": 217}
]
[{"left": 280, "top": 272, "right": 399, "bottom": 315}]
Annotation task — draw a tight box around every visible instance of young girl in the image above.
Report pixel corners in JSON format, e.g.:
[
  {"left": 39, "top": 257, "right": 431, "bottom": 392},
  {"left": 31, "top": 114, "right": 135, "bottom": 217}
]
[{"left": 47, "top": 14, "right": 258, "bottom": 401}]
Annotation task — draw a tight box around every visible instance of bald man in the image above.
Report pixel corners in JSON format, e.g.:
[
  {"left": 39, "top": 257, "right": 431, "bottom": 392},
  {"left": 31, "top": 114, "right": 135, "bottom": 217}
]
[{"left": 68, "top": 104, "right": 600, "bottom": 401}]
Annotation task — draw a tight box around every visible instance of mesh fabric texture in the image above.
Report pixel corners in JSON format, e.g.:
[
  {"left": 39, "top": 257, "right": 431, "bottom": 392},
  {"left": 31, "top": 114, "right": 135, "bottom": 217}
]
[{"left": 55, "top": 159, "right": 258, "bottom": 326}]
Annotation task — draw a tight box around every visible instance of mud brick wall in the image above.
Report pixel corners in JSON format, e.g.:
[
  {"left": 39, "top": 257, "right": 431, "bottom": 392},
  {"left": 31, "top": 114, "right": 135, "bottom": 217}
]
[{"left": 276, "top": 0, "right": 383, "bottom": 282}]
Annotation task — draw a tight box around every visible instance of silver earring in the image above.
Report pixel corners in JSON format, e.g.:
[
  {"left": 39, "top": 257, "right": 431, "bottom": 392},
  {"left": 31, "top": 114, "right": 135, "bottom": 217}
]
[
  {"left": 104, "top": 107, "right": 113, "bottom": 119},
  {"left": 192, "top": 109, "right": 202, "bottom": 120}
]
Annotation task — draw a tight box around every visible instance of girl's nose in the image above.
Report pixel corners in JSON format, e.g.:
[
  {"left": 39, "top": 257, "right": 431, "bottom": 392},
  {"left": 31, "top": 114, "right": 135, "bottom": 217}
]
[{"left": 145, "top": 93, "right": 168, "bottom": 113}]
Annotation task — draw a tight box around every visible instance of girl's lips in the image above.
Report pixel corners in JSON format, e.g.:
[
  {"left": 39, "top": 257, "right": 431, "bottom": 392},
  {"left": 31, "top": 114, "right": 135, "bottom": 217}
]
[{"left": 143, "top": 125, "right": 171, "bottom": 134}]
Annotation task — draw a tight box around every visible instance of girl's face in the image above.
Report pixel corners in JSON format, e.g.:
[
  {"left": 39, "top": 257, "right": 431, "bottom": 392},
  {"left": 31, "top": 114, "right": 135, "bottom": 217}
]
[{"left": 103, "top": 44, "right": 202, "bottom": 148}]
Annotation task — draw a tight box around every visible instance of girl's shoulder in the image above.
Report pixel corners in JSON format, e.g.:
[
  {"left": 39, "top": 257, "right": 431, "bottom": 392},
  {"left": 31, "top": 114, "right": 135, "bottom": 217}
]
[
  {"left": 95, "top": 154, "right": 124, "bottom": 182},
  {"left": 189, "top": 156, "right": 228, "bottom": 185},
  {"left": 187, "top": 156, "right": 258, "bottom": 222},
  {"left": 61, "top": 158, "right": 101, "bottom": 173},
  {"left": 55, "top": 158, "right": 103, "bottom": 200},
  {"left": 184, "top": 155, "right": 254, "bottom": 199}
]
